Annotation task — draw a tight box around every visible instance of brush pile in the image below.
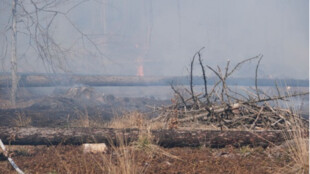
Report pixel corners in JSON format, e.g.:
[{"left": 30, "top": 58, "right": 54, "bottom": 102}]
[{"left": 152, "top": 48, "right": 309, "bottom": 130}]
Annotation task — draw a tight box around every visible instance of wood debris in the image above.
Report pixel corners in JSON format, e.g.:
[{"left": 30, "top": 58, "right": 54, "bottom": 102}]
[{"left": 152, "top": 49, "right": 309, "bottom": 130}]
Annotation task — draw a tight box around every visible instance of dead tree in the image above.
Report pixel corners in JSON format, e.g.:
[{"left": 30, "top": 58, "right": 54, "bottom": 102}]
[
  {"left": 10, "top": 0, "right": 18, "bottom": 107},
  {"left": 1, "top": 0, "right": 108, "bottom": 107}
]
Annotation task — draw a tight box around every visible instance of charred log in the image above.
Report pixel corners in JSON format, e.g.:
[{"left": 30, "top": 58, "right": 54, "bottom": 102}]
[{"left": 0, "top": 127, "right": 305, "bottom": 148}]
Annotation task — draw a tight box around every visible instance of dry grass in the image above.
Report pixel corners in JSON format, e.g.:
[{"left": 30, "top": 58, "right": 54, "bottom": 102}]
[
  {"left": 101, "top": 136, "right": 146, "bottom": 174},
  {"left": 82, "top": 108, "right": 309, "bottom": 174},
  {"left": 108, "top": 111, "right": 146, "bottom": 129},
  {"left": 69, "top": 109, "right": 90, "bottom": 128},
  {"left": 42, "top": 136, "right": 145, "bottom": 174},
  {"left": 69, "top": 108, "right": 107, "bottom": 128},
  {"left": 104, "top": 112, "right": 182, "bottom": 173},
  {"left": 103, "top": 147, "right": 140, "bottom": 174},
  {"left": 276, "top": 89, "right": 309, "bottom": 174},
  {"left": 11, "top": 111, "right": 32, "bottom": 127},
  {"left": 276, "top": 115, "right": 309, "bottom": 174},
  {"left": 147, "top": 121, "right": 165, "bottom": 130},
  {"left": 69, "top": 110, "right": 165, "bottom": 130},
  {"left": 57, "top": 111, "right": 178, "bottom": 173},
  {"left": 108, "top": 111, "right": 166, "bottom": 130}
]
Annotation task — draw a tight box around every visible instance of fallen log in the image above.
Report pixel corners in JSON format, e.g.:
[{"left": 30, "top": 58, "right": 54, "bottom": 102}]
[{"left": 0, "top": 127, "right": 305, "bottom": 148}]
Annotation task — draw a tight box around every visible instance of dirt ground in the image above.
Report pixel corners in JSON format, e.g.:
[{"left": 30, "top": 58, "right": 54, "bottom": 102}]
[{"left": 0, "top": 144, "right": 287, "bottom": 174}]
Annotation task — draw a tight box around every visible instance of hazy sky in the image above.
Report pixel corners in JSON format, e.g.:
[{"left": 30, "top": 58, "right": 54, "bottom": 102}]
[{"left": 0, "top": 0, "right": 308, "bottom": 79}]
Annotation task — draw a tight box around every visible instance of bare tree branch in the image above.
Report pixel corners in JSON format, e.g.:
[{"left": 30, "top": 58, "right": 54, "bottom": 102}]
[
  {"left": 1, "top": 0, "right": 110, "bottom": 105},
  {"left": 197, "top": 48, "right": 210, "bottom": 103},
  {"left": 170, "top": 83, "right": 187, "bottom": 107},
  {"left": 255, "top": 55, "right": 263, "bottom": 100},
  {"left": 227, "top": 55, "right": 260, "bottom": 77}
]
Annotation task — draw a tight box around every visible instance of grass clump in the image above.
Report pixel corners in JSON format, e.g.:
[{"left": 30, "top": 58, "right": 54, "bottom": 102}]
[
  {"left": 108, "top": 111, "right": 146, "bottom": 129},
  {"left": 102, "top": 136, "right": 142, "bottom": 174},
  {"left": 278, "top": 115, "right": 309, "bottom": 174},
  {"left": 12, "top": 111, "right": 31, "bottom": 127}
]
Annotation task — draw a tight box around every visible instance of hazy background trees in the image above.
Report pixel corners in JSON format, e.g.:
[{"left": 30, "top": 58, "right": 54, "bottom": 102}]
[
  {"left": 0, "top": 0, "right": 308, "bottom": 105},
  {"left": 1, "top": 0, "right": 308, "bottom": 77},
  {"left": 0, "top": 0, "right": 111, "bottom": 105}
]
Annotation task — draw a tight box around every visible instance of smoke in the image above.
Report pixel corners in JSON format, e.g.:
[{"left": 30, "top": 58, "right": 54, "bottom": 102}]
[{"left": 0, "top": 0, "right": 308, "bottom": 79}]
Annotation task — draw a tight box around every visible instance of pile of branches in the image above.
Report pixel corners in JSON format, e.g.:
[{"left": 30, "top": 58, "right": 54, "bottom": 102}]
[{"left": 152, "top": 48, "right": 309, "bottom": 130}]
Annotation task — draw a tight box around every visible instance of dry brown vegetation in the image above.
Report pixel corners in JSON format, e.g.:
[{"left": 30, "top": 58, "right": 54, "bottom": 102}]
[
  {"left": 108, "top": 111, "right": 147, "bottom": 129},
  {"left": 11, "top": 111, "right": 32, "bottom": 127},
  {"left": 276, "top": 115, "right": 309, "bottom": 173}
]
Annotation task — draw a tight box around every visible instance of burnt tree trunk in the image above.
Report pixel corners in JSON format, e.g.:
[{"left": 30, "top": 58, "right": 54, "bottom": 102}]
[
  {"left": 10, "top": 0, "right": 18, "bottom": 107},
  {"left": 0, "top": 127, "right": 301, "bottom": 148}
]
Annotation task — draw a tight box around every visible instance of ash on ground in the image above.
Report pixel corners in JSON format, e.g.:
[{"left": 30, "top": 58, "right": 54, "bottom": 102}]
[{"left": 0, "top": 86, "right": 170, "bottom": 127}]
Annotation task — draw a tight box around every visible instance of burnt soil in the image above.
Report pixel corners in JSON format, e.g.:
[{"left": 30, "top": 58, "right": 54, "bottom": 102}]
[
  {"left": 0, "top": 145, "right": 288, "bottom": 174},
  {"left": 0, "top": 88, "right": 170, "bottom": 127}
]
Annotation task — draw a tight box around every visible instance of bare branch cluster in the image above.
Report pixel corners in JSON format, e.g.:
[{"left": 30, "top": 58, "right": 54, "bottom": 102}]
[
  {"left": 1, "top": 0, "right": 107, "bottom": 73},
  {"left": 152, "top": 49, "right": 309, "bottom": 130},
  {"left": 1, "top": 0, "right": 108, "bottom": 106}
]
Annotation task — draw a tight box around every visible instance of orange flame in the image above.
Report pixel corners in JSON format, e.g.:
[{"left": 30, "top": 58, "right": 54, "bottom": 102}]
[
  {"left": 137, "top": 64, "right": 144, "bottom": 77},
  {"left": 136, "top": 44, "right": 144, "bottom": 77}
]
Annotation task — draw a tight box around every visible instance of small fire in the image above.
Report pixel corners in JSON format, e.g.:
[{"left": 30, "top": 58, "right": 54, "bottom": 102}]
[
  {"left": 137, "top": 64, "right": 144, "bottom": 77},
  {"left": 135, "top": 44, "right": 144, "bottom": 77}
]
